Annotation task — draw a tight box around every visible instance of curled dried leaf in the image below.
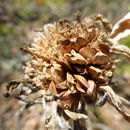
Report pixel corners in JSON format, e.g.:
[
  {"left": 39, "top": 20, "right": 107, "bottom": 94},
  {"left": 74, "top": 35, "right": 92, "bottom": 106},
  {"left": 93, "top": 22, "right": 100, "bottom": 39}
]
[
  {"left": 110, "top": 12, "right": 130, "bottom": 41},
  {"left": 100, "top": 85, "right": 130, "bottom": 123}
]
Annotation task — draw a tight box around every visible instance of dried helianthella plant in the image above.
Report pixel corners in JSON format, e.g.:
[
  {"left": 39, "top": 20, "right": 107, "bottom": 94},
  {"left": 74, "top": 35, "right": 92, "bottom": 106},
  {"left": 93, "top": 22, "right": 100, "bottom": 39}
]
[{"left": 5, "top": 13, "right": 130, "bottom": 129}]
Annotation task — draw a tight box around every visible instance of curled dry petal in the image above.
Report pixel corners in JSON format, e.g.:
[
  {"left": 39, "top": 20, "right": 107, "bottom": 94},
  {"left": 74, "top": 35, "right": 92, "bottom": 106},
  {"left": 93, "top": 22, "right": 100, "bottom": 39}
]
[
  {"left": 74, "top": 66, "right": 87, "bottom": 73},
  {"left": 51, "top": 61, "right": 66, "bottom": 83}
]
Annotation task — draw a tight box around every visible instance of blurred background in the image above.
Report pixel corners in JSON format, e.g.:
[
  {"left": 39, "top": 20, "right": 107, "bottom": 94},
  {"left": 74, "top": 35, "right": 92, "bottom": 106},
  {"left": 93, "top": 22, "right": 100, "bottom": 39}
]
[{"left": 0, "top": 0, "right": 130, "bottom": 130}]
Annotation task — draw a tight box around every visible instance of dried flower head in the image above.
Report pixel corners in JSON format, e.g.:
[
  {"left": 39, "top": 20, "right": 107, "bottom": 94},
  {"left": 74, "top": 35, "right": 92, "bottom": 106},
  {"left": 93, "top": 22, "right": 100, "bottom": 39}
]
[
  {"left": 23, "top": 15, "right": 115, "bottom": 109},
  {"left": 5, "top": 13, "right": 130, "bottom": 129}
]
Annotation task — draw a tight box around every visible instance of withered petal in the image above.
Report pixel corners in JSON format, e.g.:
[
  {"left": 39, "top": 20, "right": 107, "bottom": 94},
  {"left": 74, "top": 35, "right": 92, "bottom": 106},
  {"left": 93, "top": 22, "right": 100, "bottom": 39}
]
[
  {"left": 56, "top": 81, "right": 68, "bottom": 89},
  {"left": 76, "top": 82, "right": 86, "bottom": 93},
  {"left": 79, "top": 47, "right": 98, "bottom": 59},
  {"left": 59, "top": 91, "right": 73, "bottom": 109},
  {"left": 64, "top": 50, "right": 87, "bottom": 65},
  {"left": 74, "top": 66, "right": 87, "bottom": 73},
  {"left": 98, "top": 43, "right": 110, "bottom": 53},
  {"left": 74, "top": 75, "right": 90, "bottom": 89},
  {"left": 87, "top": 66, "right": 105, "bottom": 82},
  {"left": 87, "top": 80, "right": 96, "bottom": 96},
  {"left": 49, "top": 80, "right": 58, "bottom": 96},
  {"left": 66, "top": 72, "right": 75, "bottom": 84},
  {"left": 88, "top": 80, "right": 95, "bottom": 88},
  {"left": 92, "top": 52, "right": 110, "bottom": 65},
  {"left": 73, "top": 37, "right": 88, "bottom": 51}
]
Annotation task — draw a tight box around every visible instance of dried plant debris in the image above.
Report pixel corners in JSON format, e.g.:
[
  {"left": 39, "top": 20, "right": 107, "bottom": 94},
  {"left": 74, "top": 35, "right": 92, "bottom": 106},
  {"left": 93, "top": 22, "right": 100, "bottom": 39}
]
[{"left": 5, "top": 13, "right": 130, "bottom": 129}]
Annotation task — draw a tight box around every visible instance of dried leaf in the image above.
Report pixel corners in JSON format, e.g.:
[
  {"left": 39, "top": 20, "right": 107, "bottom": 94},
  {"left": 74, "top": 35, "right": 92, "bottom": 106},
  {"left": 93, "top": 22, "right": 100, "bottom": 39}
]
[{"left": 64, "top": 109, "right": 88, "bottom": 120}]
